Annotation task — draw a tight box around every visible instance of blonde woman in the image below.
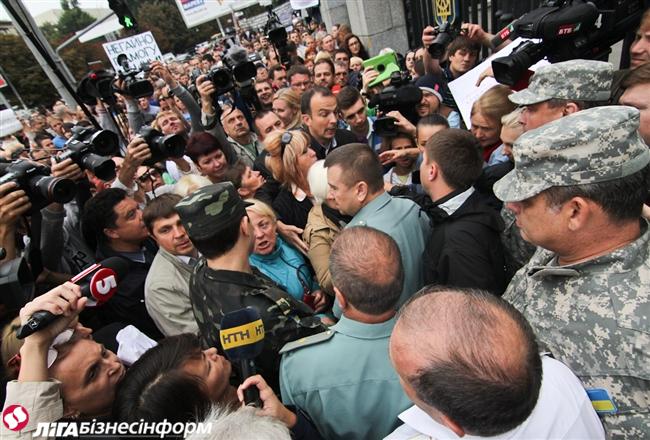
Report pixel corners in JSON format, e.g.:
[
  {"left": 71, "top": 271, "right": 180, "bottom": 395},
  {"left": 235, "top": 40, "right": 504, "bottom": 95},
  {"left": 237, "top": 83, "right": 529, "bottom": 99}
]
[
  {"left": 470, "top": 84, "right": 516, "bottom": 163},
  {"left": 246, "top": 199, "right": 326, "bottom": 311},
  {"left": 264, "top": 130, "right": 317, "bottom": 230},
  {"left": 272, "top": 88, "right": 302, "bottom": 130}
]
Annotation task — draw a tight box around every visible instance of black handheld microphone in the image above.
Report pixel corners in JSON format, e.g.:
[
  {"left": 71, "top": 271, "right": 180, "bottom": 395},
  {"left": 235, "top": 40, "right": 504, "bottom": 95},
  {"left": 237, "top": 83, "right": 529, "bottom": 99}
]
[
  {"left": 490, "top": 17, "right": 520, "bottom": 49},
  {"left": 16, "top": 257, "right": 129, "bottom": 339},
  {"left": 219, "top": 307, "right": 265, "bottom": 407}
]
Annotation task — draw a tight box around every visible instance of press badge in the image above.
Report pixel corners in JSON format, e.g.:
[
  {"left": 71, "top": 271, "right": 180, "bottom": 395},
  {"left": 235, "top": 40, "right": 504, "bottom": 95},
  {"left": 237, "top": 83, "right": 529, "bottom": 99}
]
[{"left": 586, "top": 388, "right": 618, "bottom": 415}]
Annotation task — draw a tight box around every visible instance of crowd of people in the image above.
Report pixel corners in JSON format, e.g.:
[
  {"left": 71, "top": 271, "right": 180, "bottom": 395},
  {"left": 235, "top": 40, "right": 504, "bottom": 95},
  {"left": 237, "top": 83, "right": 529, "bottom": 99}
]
[{"left": 1, "top": 8, "right": 649, "bottom": 439}]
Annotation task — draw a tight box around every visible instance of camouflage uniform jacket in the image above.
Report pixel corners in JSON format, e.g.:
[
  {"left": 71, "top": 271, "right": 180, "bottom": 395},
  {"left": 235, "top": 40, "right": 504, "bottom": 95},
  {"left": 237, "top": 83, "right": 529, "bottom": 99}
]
[
  {"left": 189, "top": 259, "right": 325, "bottom": 390},
  {"left": 504, "top": 222, "right": 650, "bottom": 439}
]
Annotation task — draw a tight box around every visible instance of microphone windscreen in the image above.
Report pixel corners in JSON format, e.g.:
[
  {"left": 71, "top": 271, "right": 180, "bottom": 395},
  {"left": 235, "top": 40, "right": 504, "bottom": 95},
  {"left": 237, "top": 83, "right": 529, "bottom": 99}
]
[
  {"left": 396, "top": 85, "right": 423, "bottom": 106},
  {"left": 220, "top": 307, "right": 265, "bottom": 362}
]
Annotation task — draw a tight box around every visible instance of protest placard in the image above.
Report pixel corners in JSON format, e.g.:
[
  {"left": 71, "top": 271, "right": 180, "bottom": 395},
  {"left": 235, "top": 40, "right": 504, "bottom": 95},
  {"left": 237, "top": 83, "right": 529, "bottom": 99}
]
[{"left": 102, "top": 31, "right": 163, "bottom": 71}]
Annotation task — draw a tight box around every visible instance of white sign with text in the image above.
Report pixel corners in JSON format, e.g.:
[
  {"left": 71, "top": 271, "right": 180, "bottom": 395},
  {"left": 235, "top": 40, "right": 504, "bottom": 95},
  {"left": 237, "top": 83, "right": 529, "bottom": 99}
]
[{"left": 102, "top": 31, "right": 163, "bottom": 71}]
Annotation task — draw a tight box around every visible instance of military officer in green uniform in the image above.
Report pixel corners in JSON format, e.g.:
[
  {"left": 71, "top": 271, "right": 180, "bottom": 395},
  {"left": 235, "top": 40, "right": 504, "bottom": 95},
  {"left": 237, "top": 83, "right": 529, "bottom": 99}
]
[
  {"left": 494, "top": 106, "right": 650, "bottom": 439},
  {"left": 174, "top": 182, "right": 325, "bottom": 391},
  {"left": 279, "top": 226, "right": 412, "bottom": 440}
]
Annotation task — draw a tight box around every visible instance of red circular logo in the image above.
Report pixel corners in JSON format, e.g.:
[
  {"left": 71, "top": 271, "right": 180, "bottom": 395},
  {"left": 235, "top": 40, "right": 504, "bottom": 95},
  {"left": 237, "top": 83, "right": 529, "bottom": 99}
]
[
  {"left": 2, "top": 405, "right": 29, "bottom": 431},
  {"left": 89, "top": 268, "right": 118, "bottom": 303}
]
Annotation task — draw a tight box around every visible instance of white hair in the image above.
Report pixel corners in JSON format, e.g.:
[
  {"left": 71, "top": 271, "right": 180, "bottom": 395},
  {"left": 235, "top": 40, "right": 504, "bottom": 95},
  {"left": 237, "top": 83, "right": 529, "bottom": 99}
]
[
  {"left": 307, "top": 160, "right": 329, "bottom": 204},
  {"left": 186, "top": 405, "right": 291, "bottom": 440},
  {"left": 174, "top": 174, "right": 212, "bottom": 197}
]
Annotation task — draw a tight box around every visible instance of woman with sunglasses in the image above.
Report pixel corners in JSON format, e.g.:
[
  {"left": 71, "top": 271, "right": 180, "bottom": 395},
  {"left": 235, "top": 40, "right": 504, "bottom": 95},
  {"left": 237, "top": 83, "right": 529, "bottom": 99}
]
[
  {"left": 264, "top": 130, "right": 316, "bottom": 229},
  {"left": 264, "top": 130, "right": 318, "bottom": 230}
]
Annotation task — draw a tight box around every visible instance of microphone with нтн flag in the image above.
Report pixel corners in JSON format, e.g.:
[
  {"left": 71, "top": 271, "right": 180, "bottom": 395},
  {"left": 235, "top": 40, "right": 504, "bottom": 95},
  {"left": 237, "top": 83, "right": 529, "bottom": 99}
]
[{"left": 220, "top": 307, "right": 265, "bottom": 407}]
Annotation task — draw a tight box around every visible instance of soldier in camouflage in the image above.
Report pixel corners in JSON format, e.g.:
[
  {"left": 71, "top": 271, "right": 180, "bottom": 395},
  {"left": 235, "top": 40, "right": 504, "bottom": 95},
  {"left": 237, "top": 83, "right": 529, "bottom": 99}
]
[
  {"left": 502, "top": 59, "right": 615, "bottom": 273},
  {"left": 174, "top": 182, "right": 325, "bottom": 392},
  {"left": 494, "top": 106, "right": 650, "bottom": 439}
]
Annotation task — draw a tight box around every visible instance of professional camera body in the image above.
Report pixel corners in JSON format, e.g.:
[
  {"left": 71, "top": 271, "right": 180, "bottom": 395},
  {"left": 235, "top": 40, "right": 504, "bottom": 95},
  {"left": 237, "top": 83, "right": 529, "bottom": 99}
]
[
  {"left": 115, "top": 53, "right": 154, "bottom": 98},
  {"left": 427, "top": 21, "right": 466, "bottom": 59},
  {"left": 77, "top": 53, "right": 153, "bottom": 104},
  {"left": 264, "top": 6, "right": 292, "bottom": 68},
  {"left": 0, "top": 160, "right": 76, "bottom": 212},
  {"left": 56, "top": 126, "right": 119, "bottom": 181},
  {"left": 368, "top": 72, "right": 422, "bottom": 137},
  {"left": 138, "top": 127, "right": 186, "bottom": 166},
  {"left": 491, "top": 0, "right": 649, "bottom": 85}
]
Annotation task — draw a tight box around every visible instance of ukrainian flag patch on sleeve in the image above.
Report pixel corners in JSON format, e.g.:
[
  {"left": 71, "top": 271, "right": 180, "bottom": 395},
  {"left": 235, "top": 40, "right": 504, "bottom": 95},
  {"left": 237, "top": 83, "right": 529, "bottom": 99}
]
[{"left": 586, "top": 388, "right": 618, "bottom": 415}]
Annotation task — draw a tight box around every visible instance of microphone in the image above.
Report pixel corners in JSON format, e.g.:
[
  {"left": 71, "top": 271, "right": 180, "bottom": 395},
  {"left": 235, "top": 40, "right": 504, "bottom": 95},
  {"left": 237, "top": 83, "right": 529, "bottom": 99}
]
[
  {"left": 16, "top": 257, "right": 129, "bottom": 339},
  {"left": 490, "top": 17, "right": 520, "bottom": 49},
  {"left": 219, "top": 307, "right": 265, "bottom": 406}
]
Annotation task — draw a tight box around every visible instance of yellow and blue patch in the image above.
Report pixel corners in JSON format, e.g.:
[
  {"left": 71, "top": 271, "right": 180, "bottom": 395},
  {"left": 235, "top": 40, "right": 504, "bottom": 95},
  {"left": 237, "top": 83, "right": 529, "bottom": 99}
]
[{"left": 586, "top": 388, "right": 617, "bottom": 415}]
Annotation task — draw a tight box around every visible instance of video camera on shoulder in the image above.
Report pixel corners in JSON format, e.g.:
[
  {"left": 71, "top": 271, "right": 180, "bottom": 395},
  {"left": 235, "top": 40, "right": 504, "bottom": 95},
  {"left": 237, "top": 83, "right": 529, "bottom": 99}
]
[
  {"left": 0, "top": 160, "right": 76, "bottom": 213},
  {"left": 367, "top": 70, "right": 422, "bottom": 138},
  {"left": 490, "top": 0, "right": 647, "bottom": 86},
  {"left": 56, "top": 126, "right": 119, "bottom": 181}
]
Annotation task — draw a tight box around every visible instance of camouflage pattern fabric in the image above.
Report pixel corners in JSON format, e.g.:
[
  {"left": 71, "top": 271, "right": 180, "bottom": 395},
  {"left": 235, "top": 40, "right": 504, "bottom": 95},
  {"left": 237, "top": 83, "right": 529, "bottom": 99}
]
[
  {"left": 494, "top": 106, "right": 650, "bottom": 203},
  {"left": 175, "top": 182, "right": 252, "bottom": 241},
  {"left": 504, "top": 224, "right": 650, "bottom": 438},
  {"left": 509, "top": 59, "right": 613, "bottom": 105},
  {"left": 190, "top": 260, "right": 325, "bottom": 391}
]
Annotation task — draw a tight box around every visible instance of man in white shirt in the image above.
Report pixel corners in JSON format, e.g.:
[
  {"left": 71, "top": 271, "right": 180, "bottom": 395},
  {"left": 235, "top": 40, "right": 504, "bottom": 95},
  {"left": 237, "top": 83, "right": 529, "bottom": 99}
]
[{"left": 386, "top": 286, "right": 605, "bottom": 440}]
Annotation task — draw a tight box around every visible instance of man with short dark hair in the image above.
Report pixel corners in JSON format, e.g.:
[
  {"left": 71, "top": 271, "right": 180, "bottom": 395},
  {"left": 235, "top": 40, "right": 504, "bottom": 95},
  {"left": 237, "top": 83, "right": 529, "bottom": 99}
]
[
  {"left": 81, "top": 188, "right": 163, "bottom": 339},
  {"left": 254, "top": 79, "right": 274, "bottom": 110},
  {"left": 420, "top": 129, "right": 507, "bottom": 295},
  {"left": 301, "top": 86, "right": 356, "bottom": 159},
  {"left": 175, "top": 183, "right": 325, "bottom": 389},
  {"left": 388, "top": 286, "right": 605, "bottom": 439},
  {"left": 325, "top": 143, "right": 430, "bottom": 305},
  {"left": 288, "top": 65, "right": 312, "bottom": 98},
  {"left": 31, "top": 132, "right": 55, "bottom": 163},
  {"left": 280, "top": 227, "right": 411, "bottom": 439},
  {"left": 495, "top": 106, "right": 650, "bottom": 437},
  {"left": 143, "top": 193, "right": 199, "bottom": 336},
  {"left": 269, "top": 65, "right": 288, "bottom": 90},
  {"left": 313, "top": 58, "right": 335, "bottom": 88},
  {"left": 336, "top": 86, "right": 381, "bottom": 152}
]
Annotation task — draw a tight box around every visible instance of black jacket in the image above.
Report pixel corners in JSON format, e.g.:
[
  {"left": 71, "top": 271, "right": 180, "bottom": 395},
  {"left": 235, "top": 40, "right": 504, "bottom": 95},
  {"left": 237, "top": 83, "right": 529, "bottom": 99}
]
[
  {"left": 423, "top": 189, "right": 508, "bottom": 296},
  {"left": 307, "top": 128, "right": 357, "bottom": 160}
]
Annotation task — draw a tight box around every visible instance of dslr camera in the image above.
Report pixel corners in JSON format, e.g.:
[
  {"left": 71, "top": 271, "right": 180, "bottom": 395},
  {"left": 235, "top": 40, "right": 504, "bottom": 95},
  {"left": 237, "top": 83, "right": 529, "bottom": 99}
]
[
  {"left": 56, "top": 126, "right": 119, "bottom": 181},
  {"left": 138, "top": 127, "right": 186, "bottom": 167},
  {"left": 368, "top": 72, "right": 422, "bottom": 138},
  {"left": 0, "top": 160, "right": 76, "bottom": 212}
]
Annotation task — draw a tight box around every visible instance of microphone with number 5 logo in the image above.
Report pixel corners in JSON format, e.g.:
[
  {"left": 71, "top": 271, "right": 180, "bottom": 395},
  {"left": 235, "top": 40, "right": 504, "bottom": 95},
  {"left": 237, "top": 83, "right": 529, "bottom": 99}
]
[{"left": 16, "top": 257, "right": 129, "bottom": 339}]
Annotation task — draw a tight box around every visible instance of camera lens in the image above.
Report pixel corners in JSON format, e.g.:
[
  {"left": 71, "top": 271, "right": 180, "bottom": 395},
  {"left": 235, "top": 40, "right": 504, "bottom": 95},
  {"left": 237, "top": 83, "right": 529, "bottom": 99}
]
[
  {"left": 157, "top": 133, "right": 186, "bottom": 159},
  {"left": 89, "top": 130, "right": 119, "bottom": 156},
  {"left": 32, "top": 175, "right": 76, "bottom": 204},
  {"left": 82, "top": 153, "right": 116, "bottom": 181}
]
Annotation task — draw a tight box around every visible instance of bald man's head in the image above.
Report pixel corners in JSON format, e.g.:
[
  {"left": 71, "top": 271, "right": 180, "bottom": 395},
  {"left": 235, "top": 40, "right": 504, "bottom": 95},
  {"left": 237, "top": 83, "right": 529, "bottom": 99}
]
[{"left": 390, "top": 287, "right": 542, "bottom": 437}]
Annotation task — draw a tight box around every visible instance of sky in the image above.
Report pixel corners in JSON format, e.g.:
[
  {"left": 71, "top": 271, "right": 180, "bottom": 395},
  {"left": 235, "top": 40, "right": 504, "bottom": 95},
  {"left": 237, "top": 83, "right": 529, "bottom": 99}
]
[{"left": 0, "top": 0, "right": 110, "bottom": 22}]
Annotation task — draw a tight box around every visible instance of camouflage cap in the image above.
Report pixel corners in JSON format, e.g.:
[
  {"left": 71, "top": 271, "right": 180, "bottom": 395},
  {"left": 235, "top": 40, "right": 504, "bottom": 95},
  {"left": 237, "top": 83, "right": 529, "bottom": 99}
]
[
  {"left": 509, "top": 59, "right": 613, "bottom": 105},
  {"left": 174, "top": 182, "right": 253, "bottom": 241},
  {"left": 493, "top": 106, "right": 650, "bottom": 203}
]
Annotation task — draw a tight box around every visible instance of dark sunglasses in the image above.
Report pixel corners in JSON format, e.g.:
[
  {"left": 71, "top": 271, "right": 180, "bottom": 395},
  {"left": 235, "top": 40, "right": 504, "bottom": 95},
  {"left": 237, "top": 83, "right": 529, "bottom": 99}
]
[
  {"left": 137, "top": 167, "right": 162, "bottom": 183},
  {"left": 280, "top": 131, "right": 293, "bottom": 157}
]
